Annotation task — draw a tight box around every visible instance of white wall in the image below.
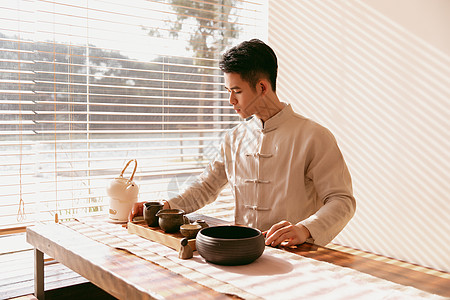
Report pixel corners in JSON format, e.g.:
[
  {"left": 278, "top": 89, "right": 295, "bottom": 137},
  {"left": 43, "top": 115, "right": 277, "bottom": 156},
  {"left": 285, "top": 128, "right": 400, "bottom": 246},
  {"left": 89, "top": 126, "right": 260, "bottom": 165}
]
[{"left": 268, "top": 0, "right": 449, "bottom": 272}]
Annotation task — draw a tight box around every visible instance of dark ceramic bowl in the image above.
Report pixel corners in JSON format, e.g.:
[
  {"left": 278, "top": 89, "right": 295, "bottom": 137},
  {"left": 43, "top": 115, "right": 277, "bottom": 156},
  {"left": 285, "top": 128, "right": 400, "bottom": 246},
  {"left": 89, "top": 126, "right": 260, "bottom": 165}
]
[{"left": 196, "top": 225, "right": 265, "bottom": 266}]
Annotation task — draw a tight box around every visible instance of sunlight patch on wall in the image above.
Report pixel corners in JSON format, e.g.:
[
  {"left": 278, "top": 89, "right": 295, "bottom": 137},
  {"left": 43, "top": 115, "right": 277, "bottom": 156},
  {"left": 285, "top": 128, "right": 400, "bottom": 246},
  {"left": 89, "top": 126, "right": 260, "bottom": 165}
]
[{"left": 269, "top": 0, "right": 450, "bottom": 272}]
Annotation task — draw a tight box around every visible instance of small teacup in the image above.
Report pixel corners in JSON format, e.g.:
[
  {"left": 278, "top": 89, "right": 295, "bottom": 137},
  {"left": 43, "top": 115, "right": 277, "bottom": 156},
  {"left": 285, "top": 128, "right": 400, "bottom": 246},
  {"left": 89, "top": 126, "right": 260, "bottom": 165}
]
[
  {"left": 193, "top": 219, "right": 209, "bottom": 229},
  {"left": 180, "top": 224, "right": 202, "bottom": 239},
  {"left": 143, "top": 201, "right": 164, "bottom": 227}
]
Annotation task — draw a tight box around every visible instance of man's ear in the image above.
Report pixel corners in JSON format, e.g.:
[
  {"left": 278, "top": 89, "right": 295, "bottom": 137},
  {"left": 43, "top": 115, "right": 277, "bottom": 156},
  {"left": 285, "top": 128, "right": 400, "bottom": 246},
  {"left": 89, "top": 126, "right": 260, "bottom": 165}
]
[{"left": 259, "top": 80, "right": 269, "bottom": 94}]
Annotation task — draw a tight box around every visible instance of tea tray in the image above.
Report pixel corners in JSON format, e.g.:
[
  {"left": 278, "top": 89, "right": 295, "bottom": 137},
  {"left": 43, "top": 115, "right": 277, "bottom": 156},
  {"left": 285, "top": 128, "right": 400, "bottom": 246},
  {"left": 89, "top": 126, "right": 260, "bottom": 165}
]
[{"left": 127, "top": 221, "right": 196, "bottom": 251}]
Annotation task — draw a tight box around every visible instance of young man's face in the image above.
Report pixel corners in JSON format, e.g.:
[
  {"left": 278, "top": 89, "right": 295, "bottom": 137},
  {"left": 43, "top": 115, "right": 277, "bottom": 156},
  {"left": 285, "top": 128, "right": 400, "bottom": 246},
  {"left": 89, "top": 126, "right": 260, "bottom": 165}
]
[{"left": 224, "top": 72, "right": 262, "bottom": 120}]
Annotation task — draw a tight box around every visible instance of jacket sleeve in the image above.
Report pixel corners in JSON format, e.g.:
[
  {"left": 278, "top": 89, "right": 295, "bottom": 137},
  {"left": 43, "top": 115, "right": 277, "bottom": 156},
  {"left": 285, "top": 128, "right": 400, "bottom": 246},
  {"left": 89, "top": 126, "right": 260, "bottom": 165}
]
[
  {"left": 167, "top": 143, "right": 229, "bottom": 214},
  {"left": 299, "top": 126, "right": 356, "bottom": 246}
]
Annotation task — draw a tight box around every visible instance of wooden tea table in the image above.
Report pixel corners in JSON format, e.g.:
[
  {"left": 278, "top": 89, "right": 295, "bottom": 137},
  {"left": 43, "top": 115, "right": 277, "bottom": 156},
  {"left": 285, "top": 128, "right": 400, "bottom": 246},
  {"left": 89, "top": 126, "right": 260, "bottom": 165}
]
[{"left": 26, "top": 215, "right": 450, "bottom": 299}]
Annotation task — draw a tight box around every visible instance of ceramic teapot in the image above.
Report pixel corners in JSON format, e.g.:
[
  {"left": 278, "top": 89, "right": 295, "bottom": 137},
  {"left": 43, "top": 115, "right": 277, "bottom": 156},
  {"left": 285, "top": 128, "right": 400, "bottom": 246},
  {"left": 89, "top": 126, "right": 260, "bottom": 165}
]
[{"left": 107, "top": 159, "right": 139, "bottom": 222}]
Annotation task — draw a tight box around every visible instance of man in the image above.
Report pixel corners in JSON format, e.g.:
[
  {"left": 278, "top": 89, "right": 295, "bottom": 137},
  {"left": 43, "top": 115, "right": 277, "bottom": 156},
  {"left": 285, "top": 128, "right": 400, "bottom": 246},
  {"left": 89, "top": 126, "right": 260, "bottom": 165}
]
[{"left": 129, "top": 39, "right": 356, "bottom": 247}]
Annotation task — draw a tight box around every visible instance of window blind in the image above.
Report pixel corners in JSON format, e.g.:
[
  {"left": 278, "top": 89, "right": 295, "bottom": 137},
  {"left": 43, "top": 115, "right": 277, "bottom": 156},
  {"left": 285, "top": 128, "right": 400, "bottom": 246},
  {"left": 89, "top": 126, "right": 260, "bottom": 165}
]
[{"left": 0, "top": 0, "right": 266, "bottom": 229}]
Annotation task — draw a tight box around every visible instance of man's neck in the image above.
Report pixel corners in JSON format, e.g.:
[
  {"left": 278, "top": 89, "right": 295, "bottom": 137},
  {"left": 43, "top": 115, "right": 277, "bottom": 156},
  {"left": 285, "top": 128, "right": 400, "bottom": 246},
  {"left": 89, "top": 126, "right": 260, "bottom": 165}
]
[{"left": 255, "top": 93, "right": 284, "bottom": 123}]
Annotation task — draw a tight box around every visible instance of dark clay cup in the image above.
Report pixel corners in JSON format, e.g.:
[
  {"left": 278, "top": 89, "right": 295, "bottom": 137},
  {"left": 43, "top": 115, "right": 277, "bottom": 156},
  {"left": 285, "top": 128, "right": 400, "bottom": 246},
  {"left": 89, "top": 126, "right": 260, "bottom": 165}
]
[
  {"left": 155, "top": 209, "right": 189, "bottom": 233},
  {"left": 143, "top": 201, "right": 164, "bottom": 227}
]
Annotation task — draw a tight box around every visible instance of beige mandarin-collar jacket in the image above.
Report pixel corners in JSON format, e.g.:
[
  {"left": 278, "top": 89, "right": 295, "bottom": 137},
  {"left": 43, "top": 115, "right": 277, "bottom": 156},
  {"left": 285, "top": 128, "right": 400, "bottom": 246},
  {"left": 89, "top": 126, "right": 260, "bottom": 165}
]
[{"left": 169, "top": 104, "right": 356, "bottom": 246}]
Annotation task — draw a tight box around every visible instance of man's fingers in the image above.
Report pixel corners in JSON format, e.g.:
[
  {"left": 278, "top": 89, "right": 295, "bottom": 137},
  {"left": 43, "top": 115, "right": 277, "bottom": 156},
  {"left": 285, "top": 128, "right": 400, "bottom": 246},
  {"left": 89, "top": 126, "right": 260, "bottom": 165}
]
[
  {"left": 133, "top": 202, "right": 140, "bottom": 214},
  {"left": 265, "top": 222, "right": 294, "bottom": 246},
  {"left": 265, "top": 220, "right": 290, "bottom": 238},
  {"left": 269, "top": 227, "right": 297, "bottom": 246},
  {"left": 128, "top": 202, "right": 143, "bottom": 222}
]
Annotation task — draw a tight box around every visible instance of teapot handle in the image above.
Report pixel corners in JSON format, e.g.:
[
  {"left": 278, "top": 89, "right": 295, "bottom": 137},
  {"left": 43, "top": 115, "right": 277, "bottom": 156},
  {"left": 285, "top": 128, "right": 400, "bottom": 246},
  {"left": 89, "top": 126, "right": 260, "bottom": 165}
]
[{"left": 120, "top": 159, "right": 137, "bottom": 182}]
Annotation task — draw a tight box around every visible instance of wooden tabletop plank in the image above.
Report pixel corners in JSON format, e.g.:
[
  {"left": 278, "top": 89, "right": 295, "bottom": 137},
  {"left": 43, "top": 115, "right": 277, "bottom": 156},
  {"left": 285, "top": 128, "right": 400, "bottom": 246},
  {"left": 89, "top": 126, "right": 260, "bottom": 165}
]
[
  {"left": 284, "top": 243, "right": 450, "bottom": 297},
  {"left": 26, "top": 224, "right": 235, "bottom": 300}
]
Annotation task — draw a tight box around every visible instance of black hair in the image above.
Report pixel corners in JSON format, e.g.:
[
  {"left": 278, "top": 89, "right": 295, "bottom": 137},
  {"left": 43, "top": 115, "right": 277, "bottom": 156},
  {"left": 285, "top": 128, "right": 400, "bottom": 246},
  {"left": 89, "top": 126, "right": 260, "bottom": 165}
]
[{"left": 219, "top": 39, "right": 278, "bottom": 92}]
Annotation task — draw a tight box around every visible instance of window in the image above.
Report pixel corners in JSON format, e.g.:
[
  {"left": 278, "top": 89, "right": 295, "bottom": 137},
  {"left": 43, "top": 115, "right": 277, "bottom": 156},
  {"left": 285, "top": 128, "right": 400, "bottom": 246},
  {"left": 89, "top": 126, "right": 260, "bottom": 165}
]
[{"left": 0, "top": 0, "right": 267, "bottom": 229}]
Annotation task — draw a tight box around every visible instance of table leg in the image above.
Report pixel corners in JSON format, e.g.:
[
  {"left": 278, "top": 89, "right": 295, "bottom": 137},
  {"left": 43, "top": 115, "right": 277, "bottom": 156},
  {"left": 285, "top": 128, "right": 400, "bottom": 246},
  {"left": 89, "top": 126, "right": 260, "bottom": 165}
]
[{"left": 34, "top": 248, "right": 45, "bottom": 300}]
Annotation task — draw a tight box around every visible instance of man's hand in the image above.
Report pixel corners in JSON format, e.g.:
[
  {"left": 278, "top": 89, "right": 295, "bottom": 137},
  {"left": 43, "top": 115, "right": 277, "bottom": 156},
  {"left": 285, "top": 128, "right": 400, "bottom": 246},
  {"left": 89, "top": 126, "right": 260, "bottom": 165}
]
[
  {"left": 128, "top": 201, "right": 144, "bottom": 222},
  {"left": 128, "top": 200, "right": 171, "bottom": 222},
  {"left": 264, "top": 221, "right": 311, "bottom": 247}
]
